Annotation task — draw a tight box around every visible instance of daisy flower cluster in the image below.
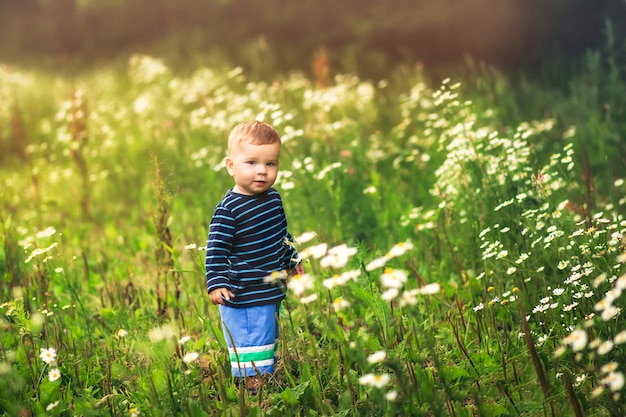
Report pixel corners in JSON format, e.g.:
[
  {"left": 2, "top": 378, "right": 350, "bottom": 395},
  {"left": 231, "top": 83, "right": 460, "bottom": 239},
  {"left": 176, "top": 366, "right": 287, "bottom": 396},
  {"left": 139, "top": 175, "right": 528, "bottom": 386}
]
[
  {"left": 281, "top": 235, "right": 442, "bottom": 401},
  {"left": 358, "top": 351, "right": 398, "bottom": 401},
  {"left": 555, "top": 271, "right": 626, "bottom": 397},
  {"left": 284, "top": 239, "right": 361, "bottom": 305},
  {"left": 303, "top": 74, "right": 375, "bottom": 115},
  {"left": 422, "top": 86, "right": 626, "bottom": 403},
  {"left": 475, "top": 192, "right": 626, "bottom": 399},
  {"left": 19, "top": 226, "right": 60, "bottom": 265},
  {"left": 40, "top": 347, "right": 61, "bottom": 382},
  {"left": 127, "top": 54, "right": 170, "bottom": 85},
  {"left": 178, "top": 335, "right": 200, "bottom": 366},
  {"left": 288, "top": 237, "right": 440, "bottom": 306},
  {"left": 430, "top": 94, "right": 557, "bottom": 212}
]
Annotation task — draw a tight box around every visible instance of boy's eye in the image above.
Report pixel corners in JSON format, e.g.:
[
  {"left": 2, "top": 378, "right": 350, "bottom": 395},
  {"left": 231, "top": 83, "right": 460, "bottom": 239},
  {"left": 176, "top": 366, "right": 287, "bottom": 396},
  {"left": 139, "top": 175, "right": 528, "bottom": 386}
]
[
  {"left": 247, "top": 161, "right": 256, "bottom": 165},
  {"left": 267, "top": 162, "right": 276, "bottom": 167}
]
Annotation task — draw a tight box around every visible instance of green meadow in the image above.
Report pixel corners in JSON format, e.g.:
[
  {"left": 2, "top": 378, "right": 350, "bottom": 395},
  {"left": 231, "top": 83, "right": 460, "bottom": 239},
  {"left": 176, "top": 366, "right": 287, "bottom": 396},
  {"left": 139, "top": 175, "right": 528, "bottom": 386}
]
[{"left": 1, "top": 44, "right": 625, "bottom": 416}]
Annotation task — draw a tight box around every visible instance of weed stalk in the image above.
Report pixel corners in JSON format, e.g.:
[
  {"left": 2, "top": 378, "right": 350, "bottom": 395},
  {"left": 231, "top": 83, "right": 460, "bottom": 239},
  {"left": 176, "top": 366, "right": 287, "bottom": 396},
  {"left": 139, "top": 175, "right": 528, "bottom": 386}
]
[
  {"left": 150, "top": 153, "right": 181, "bottom": 317},
  {"left": 517, "top": 300, "right": 555, "bottom": 417},
  {"left": 562, "top": 369, "right": 584, "bottom": 417}
]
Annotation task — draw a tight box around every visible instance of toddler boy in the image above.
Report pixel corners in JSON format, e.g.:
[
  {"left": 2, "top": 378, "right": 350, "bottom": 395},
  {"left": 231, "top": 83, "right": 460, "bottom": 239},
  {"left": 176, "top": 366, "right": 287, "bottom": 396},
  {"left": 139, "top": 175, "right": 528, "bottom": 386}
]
[{"left": 205, "top": 120, "right": 304, "bottom": 393}]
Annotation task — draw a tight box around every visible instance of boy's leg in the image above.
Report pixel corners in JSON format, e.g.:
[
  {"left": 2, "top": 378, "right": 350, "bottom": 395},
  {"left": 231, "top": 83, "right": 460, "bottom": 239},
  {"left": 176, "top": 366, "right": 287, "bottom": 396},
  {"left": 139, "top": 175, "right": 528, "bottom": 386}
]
[{"left": 219, "top": 303, "right": 280, "bottom": 378}]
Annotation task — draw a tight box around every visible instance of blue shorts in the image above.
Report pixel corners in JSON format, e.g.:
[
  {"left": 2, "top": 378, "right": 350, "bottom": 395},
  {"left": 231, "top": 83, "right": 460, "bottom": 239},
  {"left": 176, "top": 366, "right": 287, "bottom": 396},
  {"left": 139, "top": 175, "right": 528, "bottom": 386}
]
[{"left": 219, "top": 303, "right": 280, "bottom": 377}]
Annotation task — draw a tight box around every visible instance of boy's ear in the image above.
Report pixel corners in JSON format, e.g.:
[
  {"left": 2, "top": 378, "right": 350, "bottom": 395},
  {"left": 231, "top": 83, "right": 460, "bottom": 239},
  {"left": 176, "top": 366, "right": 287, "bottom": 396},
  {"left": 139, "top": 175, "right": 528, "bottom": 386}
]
[{"left": 225, "top": 157, "right": 234, "bottom": 175}]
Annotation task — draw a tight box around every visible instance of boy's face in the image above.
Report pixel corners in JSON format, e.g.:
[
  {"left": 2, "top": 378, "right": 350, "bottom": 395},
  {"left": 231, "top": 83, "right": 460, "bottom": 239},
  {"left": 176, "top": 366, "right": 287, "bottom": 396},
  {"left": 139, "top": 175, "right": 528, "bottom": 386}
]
[{"left": 225, "top": 141, "right": 280, "bottom": 195}]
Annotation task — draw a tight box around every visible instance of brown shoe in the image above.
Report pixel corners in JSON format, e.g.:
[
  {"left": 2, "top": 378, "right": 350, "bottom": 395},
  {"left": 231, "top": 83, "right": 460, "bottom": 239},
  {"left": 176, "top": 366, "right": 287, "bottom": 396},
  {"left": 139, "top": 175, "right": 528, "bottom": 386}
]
[{"left": 246, "top": 375, "right": 264, "bottom": 395}]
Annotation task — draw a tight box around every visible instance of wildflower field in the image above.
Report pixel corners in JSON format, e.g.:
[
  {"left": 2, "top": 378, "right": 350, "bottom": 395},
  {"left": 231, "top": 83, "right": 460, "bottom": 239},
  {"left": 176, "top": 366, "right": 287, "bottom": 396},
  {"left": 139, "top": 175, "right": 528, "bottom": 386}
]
[{"left": 1, "top": 50, "right": 625, "bottom": 417}]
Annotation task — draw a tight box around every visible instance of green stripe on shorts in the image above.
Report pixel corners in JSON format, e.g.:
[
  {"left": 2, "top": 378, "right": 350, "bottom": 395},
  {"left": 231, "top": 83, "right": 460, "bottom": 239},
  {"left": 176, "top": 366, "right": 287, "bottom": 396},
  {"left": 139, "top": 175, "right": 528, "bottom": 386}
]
[{"left": 230, "top": 349, "right": 275, "bottom": 363}]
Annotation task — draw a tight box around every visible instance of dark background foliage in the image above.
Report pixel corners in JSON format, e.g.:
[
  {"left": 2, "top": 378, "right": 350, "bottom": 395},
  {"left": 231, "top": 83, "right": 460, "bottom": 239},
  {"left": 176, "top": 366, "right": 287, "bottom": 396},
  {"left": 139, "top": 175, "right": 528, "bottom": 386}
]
[
  {"left": 2, "top": 0, "right": 625, "bottom": 178},
  {"left": 1, "top": 0, "right": 625, "bottom": 79}
]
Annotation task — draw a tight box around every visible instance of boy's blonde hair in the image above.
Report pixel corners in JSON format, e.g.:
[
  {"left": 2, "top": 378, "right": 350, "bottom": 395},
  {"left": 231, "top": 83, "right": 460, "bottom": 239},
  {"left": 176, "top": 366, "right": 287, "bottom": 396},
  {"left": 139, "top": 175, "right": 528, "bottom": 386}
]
[{"left": 228, "top": 121, "right": 281, "bottom": 155}]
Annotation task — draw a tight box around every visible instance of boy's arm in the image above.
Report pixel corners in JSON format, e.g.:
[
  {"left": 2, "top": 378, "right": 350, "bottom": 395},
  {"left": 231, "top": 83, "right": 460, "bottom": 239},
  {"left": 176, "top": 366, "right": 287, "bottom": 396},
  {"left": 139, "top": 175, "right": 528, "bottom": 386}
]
[
  {"left": 206, "top": 206, "right": 236, "bottom": 302},
  {"left": 282, "top": 232, "right": 304, "bottom": 276},
  {"left": 276, "top": 195, "right": 303, "bottom": 274}
]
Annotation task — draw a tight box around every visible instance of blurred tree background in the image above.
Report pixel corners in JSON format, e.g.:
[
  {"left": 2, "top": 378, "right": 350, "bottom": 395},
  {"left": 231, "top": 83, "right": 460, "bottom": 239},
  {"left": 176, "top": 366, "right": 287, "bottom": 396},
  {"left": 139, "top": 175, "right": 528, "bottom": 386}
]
[{"left": 1, "top": 0, "right": 625, "bottom": 80}]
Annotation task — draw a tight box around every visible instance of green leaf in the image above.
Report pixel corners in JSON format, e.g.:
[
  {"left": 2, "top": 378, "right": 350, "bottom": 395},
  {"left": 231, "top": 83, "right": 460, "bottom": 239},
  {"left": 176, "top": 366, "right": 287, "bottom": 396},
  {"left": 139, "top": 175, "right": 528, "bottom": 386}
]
[
  {"left": 189, "top": 403, "right": 210, "bottom": 417},
  {"left": 280, "top": 387, "right": 299, "bottom": 406},
  {"left": 478, "top": 403, "right": 510, "bottom": 417},
  {"left": 280, "top": 380, "right": 310, "bottom": 406},
  {"left": 441, "top": 365, "right": 470, "bottom": 382}
]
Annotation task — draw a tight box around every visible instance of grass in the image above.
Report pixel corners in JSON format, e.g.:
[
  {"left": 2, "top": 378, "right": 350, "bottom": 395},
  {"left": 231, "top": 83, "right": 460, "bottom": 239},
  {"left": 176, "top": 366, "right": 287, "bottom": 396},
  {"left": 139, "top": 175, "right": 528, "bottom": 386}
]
[{"left": 0, "top": 49, "right": 625, "bottom": 416}]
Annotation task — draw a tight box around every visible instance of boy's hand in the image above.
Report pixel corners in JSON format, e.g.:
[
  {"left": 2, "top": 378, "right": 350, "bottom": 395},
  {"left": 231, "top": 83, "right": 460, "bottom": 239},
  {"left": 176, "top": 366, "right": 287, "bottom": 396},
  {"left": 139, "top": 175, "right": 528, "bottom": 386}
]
[
  {"left": 210, "top": 287, "right": 235, "bottom": 305},
  {"left": 290, "top": 263, "right": 305, "bottom": 276}
]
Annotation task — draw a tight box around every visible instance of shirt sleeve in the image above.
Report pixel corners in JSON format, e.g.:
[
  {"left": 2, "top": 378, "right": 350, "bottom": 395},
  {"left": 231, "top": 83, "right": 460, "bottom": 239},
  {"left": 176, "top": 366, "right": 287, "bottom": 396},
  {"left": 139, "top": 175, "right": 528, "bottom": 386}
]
[{"left": 205, "top": 205, "right": 235, "bottom": 293}]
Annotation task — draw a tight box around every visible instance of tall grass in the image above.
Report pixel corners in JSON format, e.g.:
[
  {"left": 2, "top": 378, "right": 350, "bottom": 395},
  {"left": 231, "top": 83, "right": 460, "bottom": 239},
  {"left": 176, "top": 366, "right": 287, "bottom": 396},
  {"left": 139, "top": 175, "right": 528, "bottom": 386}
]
[{"left": 0, "top": 50, "right": 625, "bottom": 416}]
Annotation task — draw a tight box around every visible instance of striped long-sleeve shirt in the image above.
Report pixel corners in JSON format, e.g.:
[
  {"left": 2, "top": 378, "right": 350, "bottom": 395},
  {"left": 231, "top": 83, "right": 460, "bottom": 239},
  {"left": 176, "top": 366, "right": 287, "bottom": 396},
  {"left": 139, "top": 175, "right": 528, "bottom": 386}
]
[{"left": 205, "top": 187, "right": 299, "bottom": 307}]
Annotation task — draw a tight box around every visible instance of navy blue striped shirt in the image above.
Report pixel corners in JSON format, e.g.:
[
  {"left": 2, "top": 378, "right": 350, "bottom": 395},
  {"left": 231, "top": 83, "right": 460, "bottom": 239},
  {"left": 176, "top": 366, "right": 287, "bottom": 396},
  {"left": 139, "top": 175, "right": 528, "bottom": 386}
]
[{"left": 205, "top": 187, "right": 299, "bottom": 307}]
